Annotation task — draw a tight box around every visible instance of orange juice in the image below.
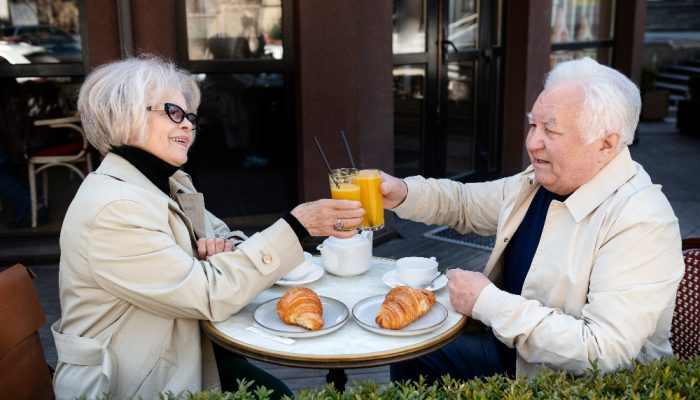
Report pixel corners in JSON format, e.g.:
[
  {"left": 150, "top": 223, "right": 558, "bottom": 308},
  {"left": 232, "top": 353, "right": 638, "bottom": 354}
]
[
  {"left": 329, "top": 168, "right": 360, "bottom": 230},
  {"left": 331, "top": 183, "right": 361, "bottom": 201},
  {"left": 352, "top": 169, "right": 384, "bottom": 230}
]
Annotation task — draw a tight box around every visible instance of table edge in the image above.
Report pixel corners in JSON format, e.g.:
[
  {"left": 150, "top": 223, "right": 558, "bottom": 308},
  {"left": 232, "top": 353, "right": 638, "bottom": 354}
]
[{"left": 201, "top": 315, "right": 467, "bottom": 369}]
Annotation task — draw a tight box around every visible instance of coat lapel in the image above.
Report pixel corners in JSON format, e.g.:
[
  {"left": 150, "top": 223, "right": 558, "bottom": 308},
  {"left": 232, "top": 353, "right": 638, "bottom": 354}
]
[{"left": 95, "top": 153, "right": 200, "bottom": 243}]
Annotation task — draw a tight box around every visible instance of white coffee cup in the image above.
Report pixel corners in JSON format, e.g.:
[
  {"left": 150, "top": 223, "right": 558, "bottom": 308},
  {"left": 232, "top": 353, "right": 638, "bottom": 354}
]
[
  {"left": 396, "top": 256, "right": 439, "bottom": 287},
  {"left": 283, "top": 252, "right": 313, "bottom": 281}
]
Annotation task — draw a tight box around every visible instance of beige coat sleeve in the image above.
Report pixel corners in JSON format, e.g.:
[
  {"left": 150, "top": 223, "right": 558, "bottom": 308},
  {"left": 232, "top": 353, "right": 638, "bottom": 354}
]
[
  {"left": 86, "top": 198, "right": 303, "bottom": 323},
  {"left": 392, "top": 175, "right": 514, "bottom": 236}
]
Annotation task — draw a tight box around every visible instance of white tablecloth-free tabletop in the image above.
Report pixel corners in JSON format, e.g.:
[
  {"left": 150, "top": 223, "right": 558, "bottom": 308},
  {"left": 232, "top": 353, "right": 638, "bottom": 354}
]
[{"left": 202, "top": 256, "right": 466, "bottom": 369}]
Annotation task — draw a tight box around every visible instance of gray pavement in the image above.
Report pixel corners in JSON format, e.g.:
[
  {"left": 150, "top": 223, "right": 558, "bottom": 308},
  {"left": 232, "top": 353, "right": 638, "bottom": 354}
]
[{"left": 17, "top": 119, "right": 700, "bottom": 393}]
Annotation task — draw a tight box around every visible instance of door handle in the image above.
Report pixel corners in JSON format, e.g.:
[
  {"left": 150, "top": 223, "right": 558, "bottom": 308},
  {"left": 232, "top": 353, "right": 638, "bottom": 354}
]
[{"left": 441, "top": 40, "right": 459, "bottom": 53}]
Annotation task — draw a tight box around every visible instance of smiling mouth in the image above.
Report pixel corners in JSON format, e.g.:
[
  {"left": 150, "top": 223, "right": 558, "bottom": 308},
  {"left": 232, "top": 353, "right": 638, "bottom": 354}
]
[{"left": 169, "top": 137, "right": 189, "bottom": 147}]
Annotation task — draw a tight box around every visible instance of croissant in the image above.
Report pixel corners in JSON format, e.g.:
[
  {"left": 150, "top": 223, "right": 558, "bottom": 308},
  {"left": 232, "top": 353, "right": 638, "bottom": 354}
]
[
  {"left": 375, "top": 286, "right": 435, "bottom": 330},
  {"left": 276, "top": 287, "right": 324, "bottom": 331}
]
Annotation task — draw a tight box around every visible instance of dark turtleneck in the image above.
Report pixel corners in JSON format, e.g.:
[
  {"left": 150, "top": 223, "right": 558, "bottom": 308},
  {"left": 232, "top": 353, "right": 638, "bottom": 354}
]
[
  {"left": 111, "top": 145, "right": 179, "bottom": 196},
  {"left": 110, "top": 145, "right": 309, "bottom": 241}
]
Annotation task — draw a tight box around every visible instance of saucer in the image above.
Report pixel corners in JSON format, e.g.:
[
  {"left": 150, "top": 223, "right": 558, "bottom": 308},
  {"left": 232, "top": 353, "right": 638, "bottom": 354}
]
[
  {"left": 275, "top": 263, "right": 324, "bottom": 286},
  {"left": 381, "top": 269, "right": 447, "bottom": 291}
]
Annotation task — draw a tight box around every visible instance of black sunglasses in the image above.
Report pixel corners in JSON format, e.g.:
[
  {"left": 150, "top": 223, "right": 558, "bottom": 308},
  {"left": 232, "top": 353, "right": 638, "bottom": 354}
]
[{"left": 147, "top": 103, "right": 199, "bottom": 129}]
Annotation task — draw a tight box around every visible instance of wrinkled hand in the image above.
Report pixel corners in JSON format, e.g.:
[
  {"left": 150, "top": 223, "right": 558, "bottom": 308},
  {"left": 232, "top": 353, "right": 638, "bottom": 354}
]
[
  {"left": 196, "top": 237, "right": 235, "bottom": 260},
  {"left": 291, "top": 199, "right": 364, "bottom": 238},
  {"left": 380, "top": 171, "right": 408, "bottom": 209},
  {"left": 446, "top": 269, "right": 492, "bottom": 317}
]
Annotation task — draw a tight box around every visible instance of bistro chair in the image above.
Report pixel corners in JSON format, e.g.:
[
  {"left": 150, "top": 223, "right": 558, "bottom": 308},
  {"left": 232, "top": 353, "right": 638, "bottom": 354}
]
[
  {"left": 0, "top": 263, "right": 54, "bottom": 399},
  {"left": 670, "top": 237, "right": 700, "bottom": 359},
  {"left": 29, "top": 115, "right": 92, "bottom": 228}
]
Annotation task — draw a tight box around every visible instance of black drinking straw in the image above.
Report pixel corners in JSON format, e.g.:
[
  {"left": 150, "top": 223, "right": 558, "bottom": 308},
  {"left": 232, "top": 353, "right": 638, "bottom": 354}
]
[
  {"left": 313, "top": 136, "right": 340, "bottom": 188},
  {"left": 339, "top": 129, "right": 356, "bottom": 169}
]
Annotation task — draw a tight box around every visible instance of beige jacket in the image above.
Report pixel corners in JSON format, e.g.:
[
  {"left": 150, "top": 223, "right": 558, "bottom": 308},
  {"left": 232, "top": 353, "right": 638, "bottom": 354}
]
[
  {"left": 52, "top": 153, "right": 304, "bottom": 399},
  {"left": 394, "top": 148, "right": 684, "bottom": 377}
]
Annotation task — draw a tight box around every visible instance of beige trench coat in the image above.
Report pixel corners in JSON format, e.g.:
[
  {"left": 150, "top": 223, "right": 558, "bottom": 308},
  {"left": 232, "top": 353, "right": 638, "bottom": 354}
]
[
  {"left": 394, "top": 147, "right": 684, "bottom": 377},
  {"left": 52, "top": 153, "right": 304, "bottom": 399}
]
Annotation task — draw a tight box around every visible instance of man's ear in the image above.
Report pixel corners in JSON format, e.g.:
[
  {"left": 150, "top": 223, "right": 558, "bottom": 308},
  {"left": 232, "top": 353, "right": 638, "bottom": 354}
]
[{"left": 600, "top": 132, "right": 620, "bottom": 156}]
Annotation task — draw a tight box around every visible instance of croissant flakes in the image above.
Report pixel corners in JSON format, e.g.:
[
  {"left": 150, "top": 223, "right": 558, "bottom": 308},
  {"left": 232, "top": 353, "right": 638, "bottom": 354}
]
[
  {"left": 375, "top": 286, "right": 435, "bottom": 329},
  {"left": 276, "top": 287, "right": 324, "bottom": 330}
]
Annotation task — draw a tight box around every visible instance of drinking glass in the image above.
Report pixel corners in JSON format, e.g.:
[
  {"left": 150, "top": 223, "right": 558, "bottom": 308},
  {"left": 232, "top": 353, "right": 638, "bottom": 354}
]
[
  {"left": 329, "top": 168, "right": 360, "bottom": 230},
  {"left": 352, "top": 169, "right": 384, "bottom": 231}
]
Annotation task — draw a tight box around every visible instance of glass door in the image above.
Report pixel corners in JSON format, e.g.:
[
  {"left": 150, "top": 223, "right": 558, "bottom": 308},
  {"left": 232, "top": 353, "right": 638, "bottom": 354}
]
[{"left": 393, "top": 0, "right": 502, "bottom": 181}]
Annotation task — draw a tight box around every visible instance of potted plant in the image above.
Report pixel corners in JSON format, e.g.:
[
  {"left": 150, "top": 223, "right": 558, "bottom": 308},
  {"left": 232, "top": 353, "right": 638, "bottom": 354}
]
[
  {"left": 677, "top": 74, "right": 700, "bottom": 135},
  {"left": 640, "top": 66, "right": 669, "bottom": 121}
]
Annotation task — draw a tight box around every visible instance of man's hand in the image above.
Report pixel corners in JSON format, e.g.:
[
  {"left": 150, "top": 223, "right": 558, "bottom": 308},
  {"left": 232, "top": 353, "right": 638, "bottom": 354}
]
[
  {"left": 379, "top": 171, "right": 408, "bottom": 209},
  {"left": 197, "top": 237, "right": 235, "bottom": 260},
  {"left": 446, "top": 269, "right": 492, "bottom": 317}
]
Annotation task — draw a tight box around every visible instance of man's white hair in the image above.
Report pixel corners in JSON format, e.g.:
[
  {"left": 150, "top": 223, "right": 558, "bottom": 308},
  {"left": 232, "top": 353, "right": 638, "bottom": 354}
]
[
  {"left": 78, "top": 55, "right": 200, "bottom": 155},
  {"left": 544, "top": 57, "right": 640, "bottom": 150}
]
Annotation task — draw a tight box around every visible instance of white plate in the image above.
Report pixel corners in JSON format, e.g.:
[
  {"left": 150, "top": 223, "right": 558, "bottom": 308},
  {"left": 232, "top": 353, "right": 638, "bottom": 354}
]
[
  {"left": 275, "top": 263, "right": 324, "bottom": 286},
  {"left": 352, "top": 294, "right": 448, "bottom": 336},
  {"left": 382, "top": 269, "right": 447, "bottom": 291},
  {"left": 253, "top": 295, "right": 349, "bottom": 338}
]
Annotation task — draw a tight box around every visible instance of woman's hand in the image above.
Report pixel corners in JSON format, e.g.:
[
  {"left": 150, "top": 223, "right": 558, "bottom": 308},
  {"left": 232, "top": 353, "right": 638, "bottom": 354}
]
[
  {"left": 380, "top": 171, "right": 408, "bottom": 209},
  {"left": 196, "top": 237, "right": 235, "bottom": 260},
  {"left": 291, "top": 199, "right": 365, "bottom": 238}
]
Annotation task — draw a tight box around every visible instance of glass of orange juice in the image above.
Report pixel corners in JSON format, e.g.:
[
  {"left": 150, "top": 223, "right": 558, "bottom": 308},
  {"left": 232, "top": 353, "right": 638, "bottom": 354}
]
[
  {"left": 329, "top": 168, "right": 361, "bottom": 230},
  {"left": 352, "top": 169, "right": 384, "bottom": 231}
]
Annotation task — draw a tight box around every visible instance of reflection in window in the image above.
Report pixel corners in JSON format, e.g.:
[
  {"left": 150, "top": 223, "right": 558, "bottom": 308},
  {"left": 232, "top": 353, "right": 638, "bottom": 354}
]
[
  {"left": 448, "top": 0, "right": 477, "bottom": 50},
  {"left": 446, "top": 62, "right": 475, "bottom": 177},
  {"left": 550, "top": 0, "right": 615, "bottom": 44},
  {"left": 393, "top": 0, "right": 426, "bottom": 54},
  {"left": 549, "top": 47, "right": 612, "bottom": 69},
  {"left": 0, "top": 0, "right": 82, "bottom": 64},
  {"left": 186, "top": 0, "right": 283, "bottom": 60},
  {"left": 393, "top": 65, "right": 425, "bottom": 177}
]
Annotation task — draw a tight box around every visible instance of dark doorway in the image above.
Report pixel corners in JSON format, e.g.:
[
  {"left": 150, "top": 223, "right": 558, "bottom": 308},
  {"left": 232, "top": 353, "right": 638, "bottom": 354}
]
[{"left": 392, "top": 0, "right": 503, "bottom": 181}]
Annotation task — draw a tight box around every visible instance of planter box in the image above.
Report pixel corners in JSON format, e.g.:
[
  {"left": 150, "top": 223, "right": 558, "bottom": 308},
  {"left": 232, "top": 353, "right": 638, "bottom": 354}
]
[
  {"left": 677, "top": 99, "right": 700, "bottom": 135},
  {"left": 641, "top": 89, "right": 669, "bottom": 121}
]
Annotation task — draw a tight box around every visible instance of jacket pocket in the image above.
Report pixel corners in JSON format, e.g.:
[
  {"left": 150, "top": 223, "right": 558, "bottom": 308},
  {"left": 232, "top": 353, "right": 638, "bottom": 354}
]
[
  {"left": 130, "top": 356, "right": 178, "bottom": 399},
  {"left": 51, "top": 320, "right": 116, "bottom": 400}
]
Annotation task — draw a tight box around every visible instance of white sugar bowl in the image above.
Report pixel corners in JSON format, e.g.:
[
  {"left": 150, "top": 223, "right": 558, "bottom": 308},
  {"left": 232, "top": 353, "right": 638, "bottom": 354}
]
[{"left": 317, "top": 231, "right": 372, "bottom": 276}]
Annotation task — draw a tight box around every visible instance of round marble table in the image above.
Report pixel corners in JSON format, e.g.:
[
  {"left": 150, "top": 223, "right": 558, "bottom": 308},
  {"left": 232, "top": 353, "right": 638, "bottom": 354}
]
[{"left": 202, "top": 256, "right": 466, "bottom": 390}]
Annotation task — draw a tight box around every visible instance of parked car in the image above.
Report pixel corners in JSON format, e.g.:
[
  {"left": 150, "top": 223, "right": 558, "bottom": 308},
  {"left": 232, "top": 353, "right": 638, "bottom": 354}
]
[
  {"left": 0, "top": 39, "right": 47, "bottom": 64},
  {"left": 1, "top": 25, "right": 82, "bottom": 63}
]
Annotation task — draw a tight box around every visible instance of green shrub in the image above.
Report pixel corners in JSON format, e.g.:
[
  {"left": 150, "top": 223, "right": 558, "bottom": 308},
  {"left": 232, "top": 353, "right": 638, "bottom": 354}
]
[{"left": 89, "top": 355, "right": 700, "bottom": 399}]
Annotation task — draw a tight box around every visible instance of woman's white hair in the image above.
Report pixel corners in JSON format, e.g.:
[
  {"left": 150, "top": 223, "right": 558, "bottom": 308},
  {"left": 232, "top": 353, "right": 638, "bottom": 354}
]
[
  {"left": 78, "top": 55, "right": 201, "bottom": 155},
  {"left": 544, "top": 57, "right": 640, "bottom": 150}
]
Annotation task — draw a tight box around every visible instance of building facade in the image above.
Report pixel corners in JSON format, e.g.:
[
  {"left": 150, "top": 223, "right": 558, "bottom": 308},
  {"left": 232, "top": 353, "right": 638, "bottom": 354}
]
[{"left": 0, "top": 0, "right": 647, "bottom": 236}]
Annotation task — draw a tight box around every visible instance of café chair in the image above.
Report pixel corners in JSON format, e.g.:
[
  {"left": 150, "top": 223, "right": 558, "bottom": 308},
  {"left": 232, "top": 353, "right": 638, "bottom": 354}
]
[
  {"left": 30, "top": 115, "right": 93, "bottom": 228},
  {"left": 0, "top": 264, "right": 54, "bottom": 399},
  {"left": 670, "top": 237, "right": 700, "bottom": 359}
]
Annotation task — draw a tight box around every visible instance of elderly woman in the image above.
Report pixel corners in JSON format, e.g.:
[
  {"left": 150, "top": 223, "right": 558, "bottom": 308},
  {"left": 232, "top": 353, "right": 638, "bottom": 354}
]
[{"left": 51, "top": 56, "right": 364, "bottom": 400}]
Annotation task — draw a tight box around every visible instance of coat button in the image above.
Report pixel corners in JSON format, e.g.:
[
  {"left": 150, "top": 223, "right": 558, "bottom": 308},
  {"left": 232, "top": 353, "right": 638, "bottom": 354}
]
[
  {"left": 262, "top": 254, "right": 272, "bottom": 264},
  {"left": 504, "top": 237, "right": 509, "bottom": 243}
]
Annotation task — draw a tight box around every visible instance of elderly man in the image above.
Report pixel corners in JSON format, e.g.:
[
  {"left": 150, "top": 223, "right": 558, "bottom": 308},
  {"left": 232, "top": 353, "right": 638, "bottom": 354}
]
[{"left": 381, "top": 57, "right": 684, "bottom": 381}]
